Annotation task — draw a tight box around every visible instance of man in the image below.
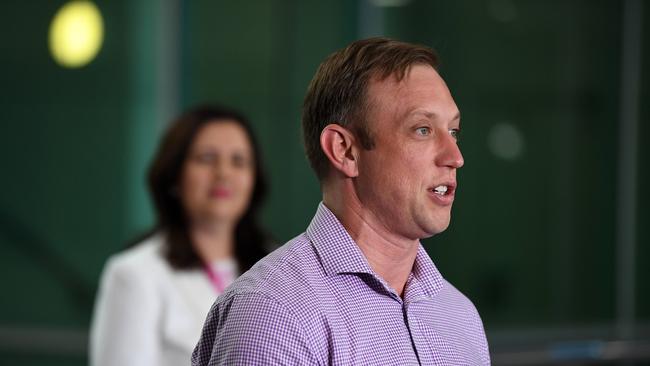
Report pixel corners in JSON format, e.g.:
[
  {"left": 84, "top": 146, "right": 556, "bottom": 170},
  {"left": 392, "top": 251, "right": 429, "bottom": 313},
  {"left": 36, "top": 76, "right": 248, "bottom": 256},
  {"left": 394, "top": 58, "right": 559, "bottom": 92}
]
[{"left": 192, "top": 37, "right": 490, "bottom": 365}]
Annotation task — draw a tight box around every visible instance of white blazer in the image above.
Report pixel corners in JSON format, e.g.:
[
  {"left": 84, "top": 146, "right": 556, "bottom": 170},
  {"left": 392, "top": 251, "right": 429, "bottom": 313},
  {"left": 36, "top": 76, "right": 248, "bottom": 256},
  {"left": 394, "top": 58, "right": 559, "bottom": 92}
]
[{"left": 90, "top": 234, "right": 218, "bottom": 366}]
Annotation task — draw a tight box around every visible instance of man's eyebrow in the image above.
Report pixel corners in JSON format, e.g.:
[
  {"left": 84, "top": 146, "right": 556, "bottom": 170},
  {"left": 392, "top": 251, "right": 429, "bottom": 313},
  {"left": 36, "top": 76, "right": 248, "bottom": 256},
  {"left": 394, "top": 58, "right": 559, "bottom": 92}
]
[{"left": 408, "top": 109, "right": 461, "bottom": 122}]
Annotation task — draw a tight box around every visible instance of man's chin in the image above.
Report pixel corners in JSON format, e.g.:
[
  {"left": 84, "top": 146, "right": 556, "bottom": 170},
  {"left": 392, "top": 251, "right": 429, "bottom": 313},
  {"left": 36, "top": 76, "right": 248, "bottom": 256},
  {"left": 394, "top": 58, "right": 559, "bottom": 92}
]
[{"left": 421, "top": 217, "right": 451, "bottom": 238}]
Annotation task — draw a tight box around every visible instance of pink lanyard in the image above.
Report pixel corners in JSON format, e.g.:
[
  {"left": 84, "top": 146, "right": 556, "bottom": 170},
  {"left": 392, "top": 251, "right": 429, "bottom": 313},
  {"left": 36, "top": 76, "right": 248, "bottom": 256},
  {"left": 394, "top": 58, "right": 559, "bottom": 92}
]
[{"left": 204, "top": 264, "right": 227, "bottom": 294}]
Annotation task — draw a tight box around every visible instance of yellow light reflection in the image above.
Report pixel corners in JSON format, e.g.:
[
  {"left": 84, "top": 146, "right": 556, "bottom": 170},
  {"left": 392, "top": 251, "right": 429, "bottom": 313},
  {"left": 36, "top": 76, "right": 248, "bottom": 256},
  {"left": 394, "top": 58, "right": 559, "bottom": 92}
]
[{"left": 49, "top": 1, "right": 104, "bottom": 68}]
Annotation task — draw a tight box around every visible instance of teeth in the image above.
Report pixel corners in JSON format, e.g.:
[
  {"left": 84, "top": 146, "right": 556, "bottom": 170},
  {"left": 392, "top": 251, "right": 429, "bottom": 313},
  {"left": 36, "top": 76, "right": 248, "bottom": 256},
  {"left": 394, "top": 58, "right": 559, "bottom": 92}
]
[{"left": 433, "top": 185, "right": 448, "bottom": 195}]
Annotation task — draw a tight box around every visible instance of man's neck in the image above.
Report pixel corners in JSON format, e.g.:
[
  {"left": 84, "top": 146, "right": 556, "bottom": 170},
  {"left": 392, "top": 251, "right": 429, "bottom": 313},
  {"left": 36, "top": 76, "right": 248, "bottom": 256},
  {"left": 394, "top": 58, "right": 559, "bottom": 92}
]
[{"left": 323, "top": 186, "right": 419, "bottom": 298}]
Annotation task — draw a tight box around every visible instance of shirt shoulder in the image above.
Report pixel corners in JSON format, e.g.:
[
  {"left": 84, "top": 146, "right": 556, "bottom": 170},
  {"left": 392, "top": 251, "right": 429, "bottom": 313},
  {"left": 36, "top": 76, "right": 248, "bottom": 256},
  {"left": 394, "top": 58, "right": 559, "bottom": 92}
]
[
  {"left": 193, "top": 290, "right": 320, "bottom": 365},
  {"left": 100, "top": 234, "right": 168, "bottom": 287},
  {"left": 192, "top": 233, "right": 328, "bottom": 366},
  {"left": 226, "top": 232, "right": 325, "bottom": 303}
]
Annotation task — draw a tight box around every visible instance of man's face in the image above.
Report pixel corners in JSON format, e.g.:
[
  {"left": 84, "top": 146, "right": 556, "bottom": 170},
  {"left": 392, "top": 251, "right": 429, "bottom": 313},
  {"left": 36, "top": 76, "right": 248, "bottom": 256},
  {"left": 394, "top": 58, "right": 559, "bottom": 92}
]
[{"left": 354, "top": 64, "right": 463, "bottom": 240}]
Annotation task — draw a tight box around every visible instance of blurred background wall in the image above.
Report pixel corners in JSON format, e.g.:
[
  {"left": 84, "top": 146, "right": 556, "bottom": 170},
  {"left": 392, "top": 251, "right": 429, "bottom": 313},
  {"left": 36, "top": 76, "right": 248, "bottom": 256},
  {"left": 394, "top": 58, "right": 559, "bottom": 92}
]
[{"left": 0, "top": 0, "right": 648, "bottom": 365}]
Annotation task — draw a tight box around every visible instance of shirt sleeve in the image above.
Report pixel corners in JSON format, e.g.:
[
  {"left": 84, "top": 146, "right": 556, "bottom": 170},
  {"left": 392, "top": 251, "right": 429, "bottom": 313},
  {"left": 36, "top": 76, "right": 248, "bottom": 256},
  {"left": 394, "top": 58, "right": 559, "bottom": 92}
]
[
  {"left": 90, "top": 258, "right": 161, "bottom": 366},
  {"left": 192, "top": 292, "right": 320, "bottom": 366}
]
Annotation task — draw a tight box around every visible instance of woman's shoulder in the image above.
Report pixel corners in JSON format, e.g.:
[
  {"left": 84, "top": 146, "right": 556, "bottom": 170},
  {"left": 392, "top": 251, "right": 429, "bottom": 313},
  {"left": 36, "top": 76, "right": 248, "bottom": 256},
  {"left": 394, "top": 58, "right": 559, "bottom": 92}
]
[{"left": 103, "top": 233, "right": 169, "bottom": 278}]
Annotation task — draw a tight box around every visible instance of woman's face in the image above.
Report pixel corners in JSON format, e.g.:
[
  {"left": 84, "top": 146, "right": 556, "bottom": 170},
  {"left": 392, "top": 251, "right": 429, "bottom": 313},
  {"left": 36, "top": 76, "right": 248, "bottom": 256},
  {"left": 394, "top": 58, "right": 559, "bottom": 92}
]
[{"left": 179, "top": 120, "right": 256, "bottom": 226}]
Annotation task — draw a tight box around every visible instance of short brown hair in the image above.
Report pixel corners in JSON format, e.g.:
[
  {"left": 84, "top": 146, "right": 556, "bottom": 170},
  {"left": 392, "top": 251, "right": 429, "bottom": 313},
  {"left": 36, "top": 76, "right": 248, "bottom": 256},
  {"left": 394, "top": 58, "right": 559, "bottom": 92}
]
[{"left": 301, "top": 37, "right": 439, "bottom": 181}]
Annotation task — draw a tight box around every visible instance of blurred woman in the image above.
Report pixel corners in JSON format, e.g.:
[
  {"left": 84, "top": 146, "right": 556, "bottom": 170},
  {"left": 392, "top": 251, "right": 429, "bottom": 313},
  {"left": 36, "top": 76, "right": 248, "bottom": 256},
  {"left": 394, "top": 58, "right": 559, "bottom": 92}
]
[{"left": 90, "top": 104, "right": 269, "bottom": 366}]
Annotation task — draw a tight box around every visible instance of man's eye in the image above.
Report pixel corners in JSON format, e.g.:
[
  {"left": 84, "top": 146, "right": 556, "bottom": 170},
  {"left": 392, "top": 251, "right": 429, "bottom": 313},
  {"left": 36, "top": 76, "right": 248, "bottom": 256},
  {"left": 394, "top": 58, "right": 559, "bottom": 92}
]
[
  {"left": 416, "top": 127, "right": 430, "bottom": 136},
  {"left": 449, "top": 128, "right": 460, "bottom": 141}
]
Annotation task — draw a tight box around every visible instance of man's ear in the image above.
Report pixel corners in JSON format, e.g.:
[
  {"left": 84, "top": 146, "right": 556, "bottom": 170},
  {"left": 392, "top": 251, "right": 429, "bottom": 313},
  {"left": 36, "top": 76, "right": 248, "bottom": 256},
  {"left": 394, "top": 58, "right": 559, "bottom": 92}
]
[{"left": 320, "top": 124, "right": 359, "bottom": 178}]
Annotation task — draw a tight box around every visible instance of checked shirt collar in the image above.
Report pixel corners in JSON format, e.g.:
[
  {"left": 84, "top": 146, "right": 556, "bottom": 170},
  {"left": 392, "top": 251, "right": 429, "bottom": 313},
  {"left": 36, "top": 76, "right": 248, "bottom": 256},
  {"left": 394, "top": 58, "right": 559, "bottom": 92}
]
[{"left": 306, "top": 202, "right": 445, "bottom": 303}]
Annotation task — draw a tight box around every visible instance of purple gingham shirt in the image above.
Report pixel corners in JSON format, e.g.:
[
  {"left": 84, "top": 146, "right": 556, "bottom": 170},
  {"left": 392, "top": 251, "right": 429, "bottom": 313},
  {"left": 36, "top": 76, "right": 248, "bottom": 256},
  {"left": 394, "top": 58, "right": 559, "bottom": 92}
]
[{"left": 192, "top": 203, "right": 490, "bottom": 365}]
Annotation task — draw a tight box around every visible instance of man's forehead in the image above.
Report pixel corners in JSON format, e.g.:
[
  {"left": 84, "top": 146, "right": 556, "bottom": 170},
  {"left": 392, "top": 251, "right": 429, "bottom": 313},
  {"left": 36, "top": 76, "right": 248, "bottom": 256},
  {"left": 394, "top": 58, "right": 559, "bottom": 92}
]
[{"left": 365, "top": 72, "right": 459, "bottom": 121}]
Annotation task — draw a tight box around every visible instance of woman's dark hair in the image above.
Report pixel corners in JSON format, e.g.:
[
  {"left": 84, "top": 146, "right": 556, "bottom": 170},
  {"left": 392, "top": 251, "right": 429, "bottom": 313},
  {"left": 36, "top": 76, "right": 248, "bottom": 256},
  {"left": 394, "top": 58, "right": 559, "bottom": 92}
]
[{"left": 146, "top": 104, "right": 269, "bottom": 272}]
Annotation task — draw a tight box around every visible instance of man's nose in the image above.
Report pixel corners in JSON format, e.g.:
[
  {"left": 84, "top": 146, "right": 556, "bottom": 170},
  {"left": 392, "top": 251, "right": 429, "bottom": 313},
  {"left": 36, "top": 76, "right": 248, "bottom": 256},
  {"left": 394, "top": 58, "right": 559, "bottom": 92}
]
[{"left": 436, "top": 133, "right": 464, "bottom": 169}]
